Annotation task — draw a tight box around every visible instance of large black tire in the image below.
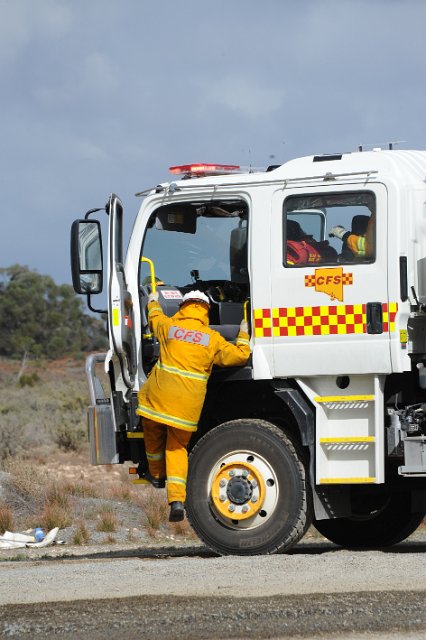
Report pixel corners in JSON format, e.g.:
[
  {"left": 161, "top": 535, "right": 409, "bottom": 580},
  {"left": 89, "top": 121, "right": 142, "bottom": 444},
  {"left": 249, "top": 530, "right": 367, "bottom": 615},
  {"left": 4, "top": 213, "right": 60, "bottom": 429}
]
[
  {"left": 314, "top": 491, "right": 425, "bottom": 548},
  {"left": 186, "top": 419, "right": 312, "bottom": 555}
]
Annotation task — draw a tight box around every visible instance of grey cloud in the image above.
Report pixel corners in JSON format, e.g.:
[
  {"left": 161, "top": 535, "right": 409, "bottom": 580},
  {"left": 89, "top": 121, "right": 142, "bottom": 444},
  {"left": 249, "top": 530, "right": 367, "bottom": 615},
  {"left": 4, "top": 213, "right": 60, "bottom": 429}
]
[
  {"left": 196, "top": 74, "right": 286, "bottom": 118},
  {"left": 2, "top": 0, "right": 426, "bottom": 286},
  {"left": 0, "top": 0, "right": 73, "bottom": 64}
]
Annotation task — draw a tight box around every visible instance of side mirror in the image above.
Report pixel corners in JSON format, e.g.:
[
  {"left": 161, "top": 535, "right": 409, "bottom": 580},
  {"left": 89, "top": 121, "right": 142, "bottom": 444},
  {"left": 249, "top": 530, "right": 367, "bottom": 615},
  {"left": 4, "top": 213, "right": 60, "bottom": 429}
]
[{"left": 70, "top": 220, "right": 103, "bottom": 294}]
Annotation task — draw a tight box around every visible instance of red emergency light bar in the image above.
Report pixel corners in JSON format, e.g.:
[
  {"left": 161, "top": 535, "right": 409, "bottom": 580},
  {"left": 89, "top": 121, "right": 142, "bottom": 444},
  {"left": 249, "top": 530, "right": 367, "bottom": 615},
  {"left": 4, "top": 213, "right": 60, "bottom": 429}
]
[{"left": 169, "top": 163, "right": 241, "bottom": 177}]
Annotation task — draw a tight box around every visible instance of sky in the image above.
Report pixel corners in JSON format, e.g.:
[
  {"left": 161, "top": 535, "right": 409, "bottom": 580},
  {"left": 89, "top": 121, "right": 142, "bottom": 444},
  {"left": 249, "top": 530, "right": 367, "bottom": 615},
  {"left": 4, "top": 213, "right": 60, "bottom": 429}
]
[{"left": 2, "top": 0, "right": 426, "bottom": 288}]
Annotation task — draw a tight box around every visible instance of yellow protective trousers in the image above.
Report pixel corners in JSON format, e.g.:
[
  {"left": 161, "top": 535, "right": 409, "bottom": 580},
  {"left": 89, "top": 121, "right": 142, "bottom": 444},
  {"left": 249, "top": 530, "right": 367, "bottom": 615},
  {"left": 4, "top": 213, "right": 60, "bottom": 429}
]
[{"left": 142, "top": 417, "right": 192, "bottom": 503}]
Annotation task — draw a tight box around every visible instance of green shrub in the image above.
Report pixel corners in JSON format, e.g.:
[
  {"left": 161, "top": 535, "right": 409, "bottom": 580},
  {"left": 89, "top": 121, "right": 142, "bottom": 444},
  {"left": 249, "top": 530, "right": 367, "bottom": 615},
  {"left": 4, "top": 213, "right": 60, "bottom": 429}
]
[{"left": 17, "top": 372, "right": 40, "bottom": 388}]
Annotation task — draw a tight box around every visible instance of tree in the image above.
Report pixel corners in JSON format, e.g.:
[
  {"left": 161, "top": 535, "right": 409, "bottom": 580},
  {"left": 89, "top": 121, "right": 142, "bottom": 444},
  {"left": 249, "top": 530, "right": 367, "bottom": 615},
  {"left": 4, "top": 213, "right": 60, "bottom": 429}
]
[{"left": 0, "top": 265, "right": 107, "bottom": 359}]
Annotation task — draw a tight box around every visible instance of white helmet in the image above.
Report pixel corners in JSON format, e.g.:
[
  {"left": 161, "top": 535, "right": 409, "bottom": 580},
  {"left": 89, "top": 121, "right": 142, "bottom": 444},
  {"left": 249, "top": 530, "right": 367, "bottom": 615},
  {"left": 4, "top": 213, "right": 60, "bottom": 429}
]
[{"left": 181, "top": 290, "right": 210, "bottom": 306}]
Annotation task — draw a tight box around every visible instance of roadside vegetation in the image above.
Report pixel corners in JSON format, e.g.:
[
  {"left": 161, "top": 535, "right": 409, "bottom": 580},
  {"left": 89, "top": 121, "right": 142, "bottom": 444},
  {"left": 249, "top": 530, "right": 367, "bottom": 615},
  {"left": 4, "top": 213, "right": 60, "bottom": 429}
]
[{"left": 0, "top": 357, "right": 197, "bottom": 545}]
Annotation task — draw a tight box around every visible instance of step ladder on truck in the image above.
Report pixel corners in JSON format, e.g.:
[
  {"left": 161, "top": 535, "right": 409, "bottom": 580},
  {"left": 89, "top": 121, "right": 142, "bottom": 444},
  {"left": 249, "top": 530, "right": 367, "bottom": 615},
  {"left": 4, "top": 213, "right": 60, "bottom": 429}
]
[{"left": 70, "top": 150, "right": 426, "bottom": 555}]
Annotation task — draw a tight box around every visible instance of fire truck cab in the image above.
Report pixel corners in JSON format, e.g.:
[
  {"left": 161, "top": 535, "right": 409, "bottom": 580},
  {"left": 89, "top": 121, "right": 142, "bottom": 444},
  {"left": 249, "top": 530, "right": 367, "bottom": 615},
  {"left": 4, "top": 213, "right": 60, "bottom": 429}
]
[{"left": 71, "top": 149, "right": 426, "bottom": 555}]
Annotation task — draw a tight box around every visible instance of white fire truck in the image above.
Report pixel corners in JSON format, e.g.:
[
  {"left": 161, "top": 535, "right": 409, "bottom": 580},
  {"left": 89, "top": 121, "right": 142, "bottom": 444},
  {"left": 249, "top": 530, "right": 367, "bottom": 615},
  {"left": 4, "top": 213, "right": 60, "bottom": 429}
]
[{"left": 71, "top": 149, "right": 426, "bottom": 555}]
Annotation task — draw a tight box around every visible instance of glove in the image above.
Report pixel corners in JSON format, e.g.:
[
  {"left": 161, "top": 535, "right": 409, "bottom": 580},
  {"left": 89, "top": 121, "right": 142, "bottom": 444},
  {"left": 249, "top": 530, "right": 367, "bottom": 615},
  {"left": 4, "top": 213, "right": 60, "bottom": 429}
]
[
  {"left": 240, "top": 320, "right": 249, "bottom": 333},
  {"left": 329, "top": 225, "right": 347, "bottom": 240},
  {"left": 148, "top": 291, "right": 159, "bottom": 303}
]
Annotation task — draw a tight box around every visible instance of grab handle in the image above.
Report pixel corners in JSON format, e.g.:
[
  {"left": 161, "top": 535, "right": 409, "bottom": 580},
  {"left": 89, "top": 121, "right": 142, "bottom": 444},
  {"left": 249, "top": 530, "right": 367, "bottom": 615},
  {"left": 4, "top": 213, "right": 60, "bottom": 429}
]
[{"left": 140, "top": 256, "right": 157, "bottom": 293}]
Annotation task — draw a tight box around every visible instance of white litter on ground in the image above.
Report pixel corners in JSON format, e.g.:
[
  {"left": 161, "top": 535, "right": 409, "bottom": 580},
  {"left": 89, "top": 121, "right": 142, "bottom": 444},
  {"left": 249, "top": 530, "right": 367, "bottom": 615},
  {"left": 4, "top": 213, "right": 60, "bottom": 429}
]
[{"left": 0, "top": 528, "right": 63, "bottom": 549}]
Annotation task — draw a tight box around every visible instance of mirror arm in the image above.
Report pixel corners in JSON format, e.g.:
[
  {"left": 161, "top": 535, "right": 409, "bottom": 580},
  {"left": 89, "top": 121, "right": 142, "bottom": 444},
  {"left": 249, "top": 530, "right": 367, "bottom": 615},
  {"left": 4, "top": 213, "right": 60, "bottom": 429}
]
[
  {"left": 87, "top": 293, "right": 108, "bottom": 315},
  {"left": 85, "top": 206, "right": 106, "bottom": 220}
]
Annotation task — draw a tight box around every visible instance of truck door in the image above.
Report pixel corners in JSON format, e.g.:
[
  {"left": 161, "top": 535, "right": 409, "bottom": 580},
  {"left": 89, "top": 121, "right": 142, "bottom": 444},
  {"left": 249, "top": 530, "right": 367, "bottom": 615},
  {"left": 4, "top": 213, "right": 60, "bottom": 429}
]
[
  {"left": 269, "top": 184, "right": 392, "bottom": 377},
  {"left": 107, "top": 194, "right": 137, "bottom": 389}
]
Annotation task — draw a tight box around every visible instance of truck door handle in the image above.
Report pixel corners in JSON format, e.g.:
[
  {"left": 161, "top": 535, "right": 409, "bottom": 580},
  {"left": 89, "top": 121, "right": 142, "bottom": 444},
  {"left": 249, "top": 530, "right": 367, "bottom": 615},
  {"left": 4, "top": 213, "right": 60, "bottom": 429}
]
[{"left": 366, "top": 302, "right": 383, "bottom": 334}]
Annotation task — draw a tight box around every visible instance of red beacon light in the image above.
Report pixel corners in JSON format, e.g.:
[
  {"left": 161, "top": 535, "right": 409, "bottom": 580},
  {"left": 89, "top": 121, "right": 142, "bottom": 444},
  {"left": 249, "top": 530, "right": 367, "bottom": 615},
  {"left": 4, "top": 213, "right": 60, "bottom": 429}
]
[{"left": 169, "top": 163, "right": 241, "bottom": 177}]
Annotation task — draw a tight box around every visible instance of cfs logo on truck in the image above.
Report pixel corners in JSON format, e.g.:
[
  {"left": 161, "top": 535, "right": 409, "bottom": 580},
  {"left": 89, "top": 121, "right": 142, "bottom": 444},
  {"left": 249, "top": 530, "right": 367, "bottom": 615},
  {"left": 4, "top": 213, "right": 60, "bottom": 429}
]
[{"left": 305, "top": 267, "right": 353, "bottom": 302}]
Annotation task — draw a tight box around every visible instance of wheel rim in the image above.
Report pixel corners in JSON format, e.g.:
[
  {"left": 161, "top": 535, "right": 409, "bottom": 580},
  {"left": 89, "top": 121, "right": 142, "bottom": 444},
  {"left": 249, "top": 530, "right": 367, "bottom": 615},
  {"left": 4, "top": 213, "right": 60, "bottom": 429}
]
[{"left": 208, "top": 450, "right": 279, "bottom": 530}]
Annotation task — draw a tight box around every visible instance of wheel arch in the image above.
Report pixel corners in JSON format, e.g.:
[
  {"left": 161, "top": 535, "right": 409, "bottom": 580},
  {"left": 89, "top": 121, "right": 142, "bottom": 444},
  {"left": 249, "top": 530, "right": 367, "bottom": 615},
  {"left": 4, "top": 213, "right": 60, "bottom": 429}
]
[
  {"left": 194, "top": 378, "right": 315, "bottom": 451},
  {"left": 271, "top": 382, "right": 315, "bottom": 448}
]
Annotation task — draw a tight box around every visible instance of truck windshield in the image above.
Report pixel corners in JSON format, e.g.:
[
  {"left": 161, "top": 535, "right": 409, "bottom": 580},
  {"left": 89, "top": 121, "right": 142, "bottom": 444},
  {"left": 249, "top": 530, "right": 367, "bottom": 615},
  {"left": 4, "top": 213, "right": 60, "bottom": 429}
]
[{"left": 140, "top": 200, "right": 248, "bottom": 289}]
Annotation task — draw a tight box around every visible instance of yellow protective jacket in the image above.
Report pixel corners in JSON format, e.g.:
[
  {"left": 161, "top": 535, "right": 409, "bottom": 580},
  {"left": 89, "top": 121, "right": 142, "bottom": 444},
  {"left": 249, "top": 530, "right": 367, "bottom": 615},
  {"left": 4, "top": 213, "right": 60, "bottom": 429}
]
[
  {"left": 136, "top": 300, "right": 251, "bottom": 432},
  {"left": 346, "top": 212, "right": 375, "bottom": 258}
]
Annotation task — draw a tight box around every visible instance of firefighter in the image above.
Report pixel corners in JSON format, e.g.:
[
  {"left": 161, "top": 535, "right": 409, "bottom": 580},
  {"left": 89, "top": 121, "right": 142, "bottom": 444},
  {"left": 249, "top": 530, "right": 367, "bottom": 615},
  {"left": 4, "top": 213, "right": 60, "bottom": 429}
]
[
  {"left": 136, "top": 290, "right": 251, "bottom": 522},
  {"left": 286, "top": 220, "right": 337, "bottom": 264},
  {"left": 329, "top": 212, "right": 375, "bottom": 259}
]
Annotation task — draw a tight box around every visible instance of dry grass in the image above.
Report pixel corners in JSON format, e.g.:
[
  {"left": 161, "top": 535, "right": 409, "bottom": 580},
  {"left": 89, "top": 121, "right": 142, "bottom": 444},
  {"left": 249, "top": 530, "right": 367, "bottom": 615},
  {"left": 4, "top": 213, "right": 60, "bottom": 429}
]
[
  {"left": 170, "top": 517, "right": 198, "bottom": 539},
  {"left": 107, "top": 482, "right": 134, "bottom": 502},
  {"left": 2, "top": 453, "right": 198, "bottom": 541},
  {"left": 2, "top": 458, "right": 75, "bottom": 530},
  {"left": 64, "top": 480, "right": 100, "bottom": 499},
  {"left": 103, "top": 534, "right": 117, "bottom": 544},
  {"left": 39, "top": 483, "right": 73, "bottom": 529},
  {"left": 39, "top": 502, "right": 73, "bottom": 530},
  {"left": 133, "top": 487, "right": 169, "bottom": 536},
  {"left": 95, "top": 505, "right": 119, "bottom": 533},
  {"left": 3, "top": 459, "right": 49, "bottom": 499},
  {"left": 72, "top": 521, "right": 91, "bottom": 545},
  {"left": 0, "top": 503, "right": 14, "bottom": 534},
  {"left": 44, "top": 484, "right": 71, "bottom": 511}
]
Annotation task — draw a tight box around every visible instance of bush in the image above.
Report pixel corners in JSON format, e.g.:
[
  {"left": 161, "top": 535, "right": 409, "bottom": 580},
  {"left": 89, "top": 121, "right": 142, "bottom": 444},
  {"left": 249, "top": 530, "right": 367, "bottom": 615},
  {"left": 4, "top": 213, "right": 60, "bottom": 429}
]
[
  {"left": 0, "top": 422, "right": 24, "bottom": 460},
  {"left": 17, "top": 373, "right": 40, "bottom": 388},
  {"left": 0, "top": 503, "right": 14, "bottom": 534},
  {"left": 54, "top": 424, "right": 87, "bottom": 452},
  {"left": 39, "top": 502, "right": 73, "bottom": 530},
  {"left": 3, "top": 459, "right": 49, "bottom": 498}
]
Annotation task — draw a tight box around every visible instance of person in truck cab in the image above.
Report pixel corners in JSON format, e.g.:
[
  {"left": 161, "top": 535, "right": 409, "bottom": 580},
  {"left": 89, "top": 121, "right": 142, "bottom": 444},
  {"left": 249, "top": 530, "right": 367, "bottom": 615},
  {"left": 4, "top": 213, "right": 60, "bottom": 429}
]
[
  {"left": 329, "top": 211, "right": 375, "bottom": 260},
  {"left": 286, "top": 220, "right": 337, "bottom": 265},
  {"left": 136, "top": 290, "right": 251, "bottom": 522}
]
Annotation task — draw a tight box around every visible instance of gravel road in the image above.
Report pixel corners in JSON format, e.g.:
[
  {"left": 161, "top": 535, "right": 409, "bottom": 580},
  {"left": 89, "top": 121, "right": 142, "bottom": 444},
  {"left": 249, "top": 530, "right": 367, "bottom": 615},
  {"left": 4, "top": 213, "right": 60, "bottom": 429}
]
[{"left": 1, "top": 533, "right": 425, "bottom": 639}]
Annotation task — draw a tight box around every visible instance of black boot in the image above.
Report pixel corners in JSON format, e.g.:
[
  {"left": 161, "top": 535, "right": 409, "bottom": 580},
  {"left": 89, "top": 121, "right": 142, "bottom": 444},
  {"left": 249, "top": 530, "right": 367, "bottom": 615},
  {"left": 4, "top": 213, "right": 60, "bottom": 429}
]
[
  {"left": 169, "top": 501, "right": 185, "bottom": 522},
  {"left": 143, "top": 471, "right": 166, "bottom": 489}
]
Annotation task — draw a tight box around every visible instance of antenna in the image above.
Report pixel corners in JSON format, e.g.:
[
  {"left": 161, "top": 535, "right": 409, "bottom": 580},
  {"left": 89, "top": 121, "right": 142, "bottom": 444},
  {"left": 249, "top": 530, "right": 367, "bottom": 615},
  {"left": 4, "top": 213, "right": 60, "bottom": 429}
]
[
  {"left": 357, "top": 140, "right": 405, "bottom": 152},
  {"left": 387, "top": 140, "right": 405, "bottom": 150}
]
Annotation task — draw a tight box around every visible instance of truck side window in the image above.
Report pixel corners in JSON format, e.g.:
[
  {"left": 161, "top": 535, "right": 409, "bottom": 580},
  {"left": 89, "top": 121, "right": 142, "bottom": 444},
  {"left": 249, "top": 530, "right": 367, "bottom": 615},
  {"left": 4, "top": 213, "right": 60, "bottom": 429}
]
[{"left": 283, "top": 191, "right": 376, "bottom": 267}]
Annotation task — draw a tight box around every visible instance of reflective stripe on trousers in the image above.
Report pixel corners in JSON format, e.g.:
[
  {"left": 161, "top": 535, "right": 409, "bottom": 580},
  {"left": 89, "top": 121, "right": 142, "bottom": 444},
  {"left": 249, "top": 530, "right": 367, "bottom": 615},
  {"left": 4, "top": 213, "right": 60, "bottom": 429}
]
[{"left": 142, "top": 417, "right": 192, "bottom": 503}]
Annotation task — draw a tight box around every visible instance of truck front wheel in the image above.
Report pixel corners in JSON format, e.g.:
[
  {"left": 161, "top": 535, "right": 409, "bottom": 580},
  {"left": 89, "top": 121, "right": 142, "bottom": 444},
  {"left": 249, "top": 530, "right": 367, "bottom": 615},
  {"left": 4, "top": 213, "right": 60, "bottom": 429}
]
[
  {"left": 314, "top": 490, "right": 425, "bottom": 548},
  {"left": 186, "top": 419, "right": 311, "bottom": 555}
]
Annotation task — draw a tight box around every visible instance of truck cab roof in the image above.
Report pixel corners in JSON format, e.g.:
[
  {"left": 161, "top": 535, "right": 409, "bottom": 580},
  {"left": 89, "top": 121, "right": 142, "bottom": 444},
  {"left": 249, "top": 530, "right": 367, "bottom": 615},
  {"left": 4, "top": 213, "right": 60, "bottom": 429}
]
[{"left": 150, "top": 150, "right": 426, "bottom": 195}]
